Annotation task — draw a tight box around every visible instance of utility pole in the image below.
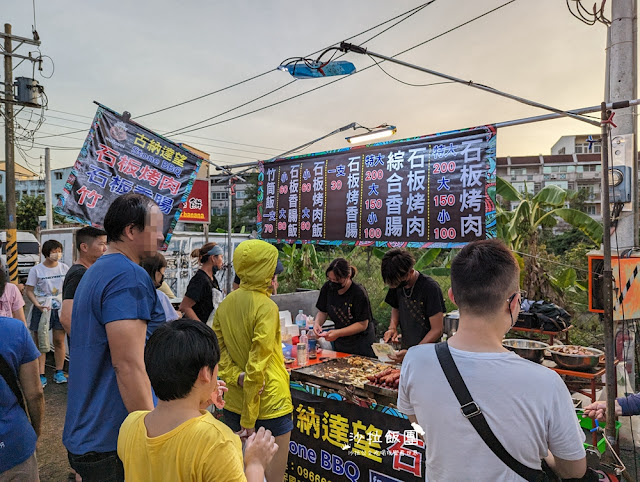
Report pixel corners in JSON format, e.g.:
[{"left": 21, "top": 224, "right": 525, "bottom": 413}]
[
  {"left": 3, "top": 24, "right": 17, "bottom": 284},
  {"left": 44, "top": 147, "right": 52, "bottom": 229},
  {"left": 226, "top": 177, "right": 233, "bottom": 295},
  {"left": 608, "top": 0, "right": 638, "bottom": 247},
  {"left": 1, "top": 24, "right": 41, "bottom": 283}
]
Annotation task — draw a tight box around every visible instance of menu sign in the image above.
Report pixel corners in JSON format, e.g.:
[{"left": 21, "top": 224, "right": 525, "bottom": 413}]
[{"left": 257, "top": 127, "right": 496, "bottom": 248}]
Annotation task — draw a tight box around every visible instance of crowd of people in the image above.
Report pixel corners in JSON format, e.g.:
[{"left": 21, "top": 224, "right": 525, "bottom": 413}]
[{"left": 3, "top": 193, "right": 640, "bottom": 481}]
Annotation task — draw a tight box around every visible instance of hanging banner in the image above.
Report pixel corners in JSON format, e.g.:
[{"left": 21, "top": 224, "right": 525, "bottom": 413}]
[
  {"left": 55, "top": 104, "right": 203, "bottom": 249},
  {"left": 288, "top": 387, "right": 425, "bottom": 482},
  {"left": 257, "top": 126, "right": 496, "bottom": 248},
  {"left": 179, "top": 179, "right": 211, "bottom": 224}
]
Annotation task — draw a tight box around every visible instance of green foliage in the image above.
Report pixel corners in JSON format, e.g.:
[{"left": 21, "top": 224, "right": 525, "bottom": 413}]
[
  {"left": 17, "top": 195, "right": 44, "bottom": 231},
  {"left": 544, "top": 228, "right": 594, "bottom": 256},
  {"left": 496, "top": 177, "right": 602, "bottom": 303}
]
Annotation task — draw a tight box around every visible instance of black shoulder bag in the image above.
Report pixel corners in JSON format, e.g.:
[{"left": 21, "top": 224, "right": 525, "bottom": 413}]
[
  {"left": 0, "top": 352, "right": 27, "bottom": 413},
  {"left": 434, "top": 342, "right": 555, "bottom": 482}
]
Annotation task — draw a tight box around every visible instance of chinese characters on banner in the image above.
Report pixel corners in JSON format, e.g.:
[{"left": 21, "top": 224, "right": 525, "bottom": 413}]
[
  {"left": 55, "top": 105, "right": 202, "bottom": 249},
  {"left": 257, "top": 127, "right": 497, "bottom": 248},
  {"left": 288, "top": 389, "right": 425, "bottom": 482},
  {"left": 179, "top": 179, "right": 210, "bottom": 224}
]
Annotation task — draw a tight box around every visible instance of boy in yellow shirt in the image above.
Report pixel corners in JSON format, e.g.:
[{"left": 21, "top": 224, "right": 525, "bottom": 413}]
[{"left": 117, "top": 318, "right": 277, "bottom": 481}]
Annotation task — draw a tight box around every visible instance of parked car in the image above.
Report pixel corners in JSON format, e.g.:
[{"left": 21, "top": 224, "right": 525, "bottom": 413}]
[{"left": 0, "top": 231, "right": 40, "bottom": 281}]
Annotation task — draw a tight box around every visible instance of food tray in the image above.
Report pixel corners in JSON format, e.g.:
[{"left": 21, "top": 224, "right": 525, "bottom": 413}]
[{"left": 290, "top": 356, "right": 391, "bottom": 395}]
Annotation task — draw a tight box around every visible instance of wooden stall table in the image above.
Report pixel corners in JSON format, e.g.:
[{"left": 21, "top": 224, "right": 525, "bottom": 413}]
[
  {"left": 510, "top": 324, "right": 573, "bottom": 345},
  {"left": 542, "top": 359, "right": 618, "bottom": 447}
]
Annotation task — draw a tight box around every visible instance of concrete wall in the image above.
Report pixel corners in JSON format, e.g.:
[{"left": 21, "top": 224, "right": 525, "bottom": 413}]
[{"left": 271, "top": 290, "right": 320, "bottom": 318}]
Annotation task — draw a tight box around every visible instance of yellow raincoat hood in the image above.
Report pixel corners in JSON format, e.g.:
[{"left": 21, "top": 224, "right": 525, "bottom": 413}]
[
  {"left": 234, "top": 239, "right": 278, "bottom": 294},
  {"left": 212, "top": 240, "right": 292, "bottom": 428}
]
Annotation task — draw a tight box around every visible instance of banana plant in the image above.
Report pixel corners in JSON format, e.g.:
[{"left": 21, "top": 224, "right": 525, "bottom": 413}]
[{"left": 496, "top": 177, "right": 601, "bottom": 303}]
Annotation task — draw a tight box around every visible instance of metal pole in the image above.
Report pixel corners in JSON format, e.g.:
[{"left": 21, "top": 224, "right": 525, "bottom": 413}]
[
  {"left": 340, "top": 42, "right": 601, "bottom": 128},
  {"left": 4, "top": 24, "right": 18, "bottom": 285},
  {"left": 608, "top": 0, "right": 637, "bottom": 248},
  {"left": 600, "top": 102, "right": 618, "bottom": 448},
  {"left": 226, "top": 178, "right": 233, "bottom": 295},
  {"left": 44, "top": 147, "right": 52, "bottom": 229},
  {"left": 218, "top": 100, "right": 640, "bottom": 172}
]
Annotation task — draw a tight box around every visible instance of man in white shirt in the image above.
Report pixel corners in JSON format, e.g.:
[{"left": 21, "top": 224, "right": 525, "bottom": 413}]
[{"left": 398, "top": 239, "right": 587, "bottom": 481}]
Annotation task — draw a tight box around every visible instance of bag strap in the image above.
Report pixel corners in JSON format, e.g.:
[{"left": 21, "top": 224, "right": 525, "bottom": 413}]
[
  {"left": 0, "top": 352, "right": 27, "bottom": 413},
  {"left": 434, "top": 342, "right": 546, "bottom": 482}
]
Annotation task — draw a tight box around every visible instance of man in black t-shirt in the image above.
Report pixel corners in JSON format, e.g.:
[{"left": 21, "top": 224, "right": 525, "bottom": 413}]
[
  {"left": 381, "top": 249, "right": 445, "bottom": 363},
  {"left": 60, "top": 227, "right": 108, "bottom": 336}
]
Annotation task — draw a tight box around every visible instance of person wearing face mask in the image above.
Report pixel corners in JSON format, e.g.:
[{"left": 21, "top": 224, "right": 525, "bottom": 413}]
[
  {"left": 381, "top": 249, "right": 445, "bottom": 363},
  {"left": 25, "top": 239, "right": 70, "bottom": 387},
  {"left": 313, "top": 258, "right": 376, "bottom": 358},
  {"left": 179, "top": 243, "right": 224, "bottom": 323},
  {"left": 141, "top": 253, "right": 180, "bottom": 334}
]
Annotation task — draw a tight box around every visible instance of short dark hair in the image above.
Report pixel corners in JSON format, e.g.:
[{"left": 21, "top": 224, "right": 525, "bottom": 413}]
[
  {"left": 76, "top": 226, "right": 107, "bottom": 251},
  {"left": 140, "top": 253, "right": 167, "bottom": 286},
  {"left": 103, "top": 193, "right": 156, "bottom": 243},
  {"left": 144, "top": 319, "right": 220, "bottom": 401},
  {"left": 381, "top": 249, "right": 415, "bottom": 287},
  {"left": 326, "top": 258, "right": 357, "bottom": 280},
  {"left": 450, "top": 239, "right": 520, "bottom": 315},
  {"left": 42, "top": 239, "right": 63, "bottom": 257}
]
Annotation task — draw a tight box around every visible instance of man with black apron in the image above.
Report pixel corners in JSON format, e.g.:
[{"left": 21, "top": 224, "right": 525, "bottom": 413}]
[{"left": 382, "top": 249, "right": 445, "bottom": 363}]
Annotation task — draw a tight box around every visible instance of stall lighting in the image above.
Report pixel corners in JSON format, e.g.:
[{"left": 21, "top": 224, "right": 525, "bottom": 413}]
[{"left": 346, "top": 125, "right": 397, "bottom": 144}]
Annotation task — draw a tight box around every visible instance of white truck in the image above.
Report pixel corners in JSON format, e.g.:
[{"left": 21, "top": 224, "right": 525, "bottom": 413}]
[{"left": 0, "top": 231, "right": 41, "bottom": 281}]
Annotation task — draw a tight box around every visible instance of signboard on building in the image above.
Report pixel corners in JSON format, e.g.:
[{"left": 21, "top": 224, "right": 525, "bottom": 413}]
[
  {"left": 257, "top": 126, "right": 496, "bottom": 248},
  {"left": 179, "top": 179, "right": 210, "bottom": 223},
  {"left": 56, "top": 104, "right": 203, "bottom": 249},
  {"left": 288, "top": 387, "right": 425, "bottom": 482}
]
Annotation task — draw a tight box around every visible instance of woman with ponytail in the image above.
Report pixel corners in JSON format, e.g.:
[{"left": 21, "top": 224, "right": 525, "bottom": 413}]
[
  {"left": 313, "top": 258, "right": 376, "bottom": 357},
  {"left": 179, "top": 243, "right": 224, "bottom": 323}
]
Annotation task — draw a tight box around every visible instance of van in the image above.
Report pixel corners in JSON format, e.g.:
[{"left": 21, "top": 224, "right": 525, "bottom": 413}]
[{"left": 0, "top": 231, "right": 41, "bottom": 280}]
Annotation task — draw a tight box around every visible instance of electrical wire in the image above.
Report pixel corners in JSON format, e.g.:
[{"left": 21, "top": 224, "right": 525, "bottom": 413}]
[
  {"left": 165, "top": 0, "right": 438, "bottom": 137},
  {"left": 368, "top": 55, "right": 456, "bottom": 88},
  {"left": 136, "top": 0, "right": 438, "bottom": 121},
  {"left": 166, "top": 0, "right": 518, "bottom": 137}
]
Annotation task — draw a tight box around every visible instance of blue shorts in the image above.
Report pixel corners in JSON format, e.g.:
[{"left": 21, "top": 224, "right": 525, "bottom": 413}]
[
  {"left": 29, "top": 307, "right": 63, "bottom": 332},
  {"left": 222, "top": 409, "right": 293, "bottom": 437}
]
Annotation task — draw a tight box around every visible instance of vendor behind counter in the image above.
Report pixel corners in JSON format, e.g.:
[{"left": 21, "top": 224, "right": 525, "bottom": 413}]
[{"left": 313, "top": 258, "right": 376, "bottom": 358}]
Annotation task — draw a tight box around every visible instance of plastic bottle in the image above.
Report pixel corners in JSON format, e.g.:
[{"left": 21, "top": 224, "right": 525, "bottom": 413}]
[
  {"left": 298, "top": 330, "right": 309, "bottom": 366},
  {"left": 296, "top": 310, "right": 306, "bottom": 331},
  {"left": 307, "top": 330, "right": 317, "bottom": 359}
]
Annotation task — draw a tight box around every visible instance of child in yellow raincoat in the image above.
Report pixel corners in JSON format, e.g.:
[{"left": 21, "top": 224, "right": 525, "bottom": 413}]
[{"left": 213, "top": 239, "right": 292, "bottom": 482}]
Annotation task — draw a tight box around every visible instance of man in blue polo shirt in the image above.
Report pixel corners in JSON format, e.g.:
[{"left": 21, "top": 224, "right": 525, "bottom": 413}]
[
  {"left": 0, "top": 316, "right": 44, "bottom": 480},
  {"left": 63, "top": 193, "right": 166, "bottom": 481}
]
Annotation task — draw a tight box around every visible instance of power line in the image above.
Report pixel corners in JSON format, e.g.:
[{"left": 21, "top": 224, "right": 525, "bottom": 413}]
[
  {"left": 369, "top": 55, "right": 456, "bottom": 87},
  {"left": 163, "top": 1, "right": 438, "bottom": 137},
  {"left": 168, "top": 0, "right": 517, "bottom": 136},
  {"left": 134, "top": 0, "right": 438, "bottom": 121}
]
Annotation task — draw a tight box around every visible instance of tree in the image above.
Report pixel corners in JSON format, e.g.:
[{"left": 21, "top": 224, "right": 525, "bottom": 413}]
[
  {"left": 496, "top": 178, "right": 602, "bottom": 303},
  {"left": 15, "top": 195, "right": 67, "bottom": 231},
  {"left": 17, "top": 195, "right": 45, "bottom": 231}
]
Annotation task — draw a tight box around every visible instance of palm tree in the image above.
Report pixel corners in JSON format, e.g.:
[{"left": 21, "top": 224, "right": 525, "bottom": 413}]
[{"left": 496, "top": 178, "right": 602, "bottom": 303}]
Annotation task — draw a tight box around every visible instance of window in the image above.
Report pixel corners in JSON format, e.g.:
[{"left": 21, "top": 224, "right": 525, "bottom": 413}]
[
  {"left": 585, "top": 206, "right": 596, "bottom": 215},
  {"left": 558, "top": 147, "right": 566, "bottom": 155},
  {"left": 212, "top": 192, "right": 229, "bottom": 201},
  {"left": 510, "top": 168, "right": 527, "bottom": 176},
  {"left": 54, "top": 172, "right": 63, "bottom": 180},
  {"left": 575, "top": 142, "right": 601, "bottom": 154}
]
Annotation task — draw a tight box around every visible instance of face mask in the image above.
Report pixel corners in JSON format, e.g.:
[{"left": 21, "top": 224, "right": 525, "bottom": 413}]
[
  {"left": 49, "top": 253, "right": 60, "bottom": 261},
  {"left": 158, "top": 273, "right": 165, "bottom": 287},
  {"left": 396, "top": 279, "right": 408, "bottom": 289},
  {"left": 329, "top": 281, "right": 343, "bottom": 291}
]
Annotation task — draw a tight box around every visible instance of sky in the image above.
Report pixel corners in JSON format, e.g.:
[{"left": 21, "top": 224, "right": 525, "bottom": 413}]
[{"left": 1, "top": 0, "right": 630, "bottom": 173}]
